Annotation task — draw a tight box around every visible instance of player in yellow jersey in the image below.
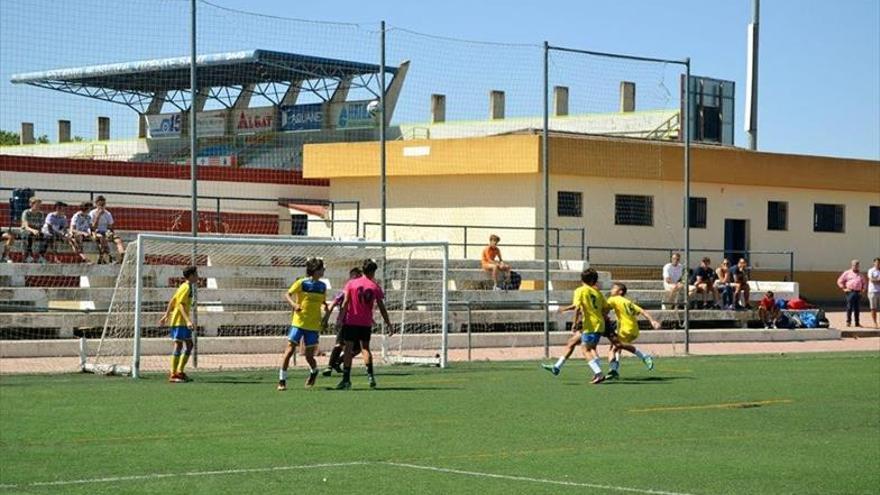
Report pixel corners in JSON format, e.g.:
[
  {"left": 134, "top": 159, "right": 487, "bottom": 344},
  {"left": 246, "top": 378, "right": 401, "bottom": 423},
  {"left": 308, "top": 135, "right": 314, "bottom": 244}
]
[
  {"left": 277, "top": 258, "right": 327, "bottom": 391},
  {"left": 544, "top": 268, "right": 609, "bottom": 384},
  {"left": 604, "top": 282, "right": 660, "bottom": 380},
  {"left": 159, "top": 266, "right": 199, "bottom": 383}
]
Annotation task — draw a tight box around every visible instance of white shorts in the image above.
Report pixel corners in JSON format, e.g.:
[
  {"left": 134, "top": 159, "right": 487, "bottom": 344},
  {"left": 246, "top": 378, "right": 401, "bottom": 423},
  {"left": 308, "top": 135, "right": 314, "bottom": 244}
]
[
  {"left": 870, "top": 293, "right": 879, "bottom": 310},
  {"left": 663, "top": 282, "right": 683, "bottom": 292}
]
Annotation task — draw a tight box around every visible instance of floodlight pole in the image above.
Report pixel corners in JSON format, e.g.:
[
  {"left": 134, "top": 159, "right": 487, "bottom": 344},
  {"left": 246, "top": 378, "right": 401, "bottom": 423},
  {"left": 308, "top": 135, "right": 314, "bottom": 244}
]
[
  {"left": 684, "top": 58, "right": 692, "bottom": 354},
  {"left": 189, "top": 0, "right": 199, "bottom": 366},
  {"left": 746, "top": 0, "right": 759, "bottom": 150},
  {"left": 542, "top": 41, "right": 550, "bottom": 359},
  {"left": 380, "top": 20, "right": 387, "bottom": 243}
]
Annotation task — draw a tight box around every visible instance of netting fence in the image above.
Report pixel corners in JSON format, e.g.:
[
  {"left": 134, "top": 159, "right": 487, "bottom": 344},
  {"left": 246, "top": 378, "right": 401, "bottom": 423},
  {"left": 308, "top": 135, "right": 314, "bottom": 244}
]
[{"left": 0, "top": 0, "right": 730, "bottom": 375}]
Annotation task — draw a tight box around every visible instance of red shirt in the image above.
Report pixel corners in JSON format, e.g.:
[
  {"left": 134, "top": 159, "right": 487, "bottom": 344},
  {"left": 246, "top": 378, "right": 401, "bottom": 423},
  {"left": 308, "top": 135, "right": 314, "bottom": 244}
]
[{"left": 759, "top": 296, "right": 776, "bottom": 310}]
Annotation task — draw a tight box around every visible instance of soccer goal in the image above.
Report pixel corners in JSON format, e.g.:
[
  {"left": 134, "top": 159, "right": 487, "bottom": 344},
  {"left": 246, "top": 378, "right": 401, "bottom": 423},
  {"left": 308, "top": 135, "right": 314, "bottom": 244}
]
[{"left": 83, "top": 234, "right": 449, "bottom": 378}]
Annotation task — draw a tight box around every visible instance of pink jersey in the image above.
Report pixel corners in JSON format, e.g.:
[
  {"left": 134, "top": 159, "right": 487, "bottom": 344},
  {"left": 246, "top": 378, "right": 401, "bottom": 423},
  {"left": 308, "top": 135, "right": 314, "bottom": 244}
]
[{"left": 343, "top": 276, "right": 385, "bottom": 327}]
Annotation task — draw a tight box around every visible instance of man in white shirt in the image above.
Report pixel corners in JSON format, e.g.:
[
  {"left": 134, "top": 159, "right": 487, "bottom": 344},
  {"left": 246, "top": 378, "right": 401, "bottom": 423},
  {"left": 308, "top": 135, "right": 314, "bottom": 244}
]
[
  {"left": 662, "top": 253, "right": 685, "bottom": 310},
  {"left": 89, "top": 196, "right": 125, "bottom": 264},
  {"left": 69, "top": 201, "right": 93, "bottom": 263},
  {"left": 869, "top": 257, "right": 880, "bottom": 329},
  {"left": 41, "top": 201, "right": 69, "bottom": 263}
]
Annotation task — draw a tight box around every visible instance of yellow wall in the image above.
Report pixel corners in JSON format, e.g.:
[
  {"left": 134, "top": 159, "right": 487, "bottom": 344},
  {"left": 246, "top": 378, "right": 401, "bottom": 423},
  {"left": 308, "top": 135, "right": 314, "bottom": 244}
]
[{"left": 303, "top": 135, "right": 539, "bottom": 179}]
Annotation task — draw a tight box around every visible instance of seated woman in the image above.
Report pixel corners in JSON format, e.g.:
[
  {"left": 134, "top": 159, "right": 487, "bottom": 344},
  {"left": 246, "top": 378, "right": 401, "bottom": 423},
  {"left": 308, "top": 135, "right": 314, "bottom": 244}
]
[{"left": 481, "top": 234, "right": 511, "bottom": 291}]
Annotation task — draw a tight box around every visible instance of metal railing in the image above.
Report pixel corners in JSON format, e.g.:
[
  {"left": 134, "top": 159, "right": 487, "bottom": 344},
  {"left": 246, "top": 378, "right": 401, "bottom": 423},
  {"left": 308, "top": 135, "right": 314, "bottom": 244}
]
[
  {"left": 584, "top": 245, "right": 795, "bottom": 281},
  {"left": 362, "top": 222, "right": 586, "bottom": 260},
  {"left": 1, "top": 186, "right": 360, "bottom": 237}
]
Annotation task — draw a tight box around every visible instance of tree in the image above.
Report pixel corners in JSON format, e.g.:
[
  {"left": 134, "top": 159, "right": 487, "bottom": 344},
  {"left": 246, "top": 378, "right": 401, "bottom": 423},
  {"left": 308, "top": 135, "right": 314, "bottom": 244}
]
[
  {"left": 36, "top": 134, "right": 49, "bottom": 144},
  {"left": 0, "top": 130, "right": 19, "bottom": 146}
]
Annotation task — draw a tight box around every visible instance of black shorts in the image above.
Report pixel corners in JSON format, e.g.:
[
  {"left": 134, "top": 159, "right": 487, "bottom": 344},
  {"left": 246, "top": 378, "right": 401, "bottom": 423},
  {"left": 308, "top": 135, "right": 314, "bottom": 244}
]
[
  {"left": 335, "top": 327, "right": 363, "bottom": 351},
  {"left": 341, "top": 325, "right": 372, "bottom": 344}
]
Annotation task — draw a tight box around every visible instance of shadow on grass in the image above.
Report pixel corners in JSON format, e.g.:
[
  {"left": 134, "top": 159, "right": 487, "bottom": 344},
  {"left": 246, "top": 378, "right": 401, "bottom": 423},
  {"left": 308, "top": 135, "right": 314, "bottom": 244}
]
[
  {"left": 319, "top": 385, "right": 463, "bottom": 392},
  {"left": 562, "top": 375, "right": 693, "bottom": 385}
]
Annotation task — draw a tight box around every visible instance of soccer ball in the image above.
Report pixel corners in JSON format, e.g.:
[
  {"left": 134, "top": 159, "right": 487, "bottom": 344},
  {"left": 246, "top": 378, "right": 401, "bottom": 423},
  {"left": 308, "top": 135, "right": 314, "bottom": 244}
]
[{"left": 367, "top": 100, "right": 381, "bottom": 118}]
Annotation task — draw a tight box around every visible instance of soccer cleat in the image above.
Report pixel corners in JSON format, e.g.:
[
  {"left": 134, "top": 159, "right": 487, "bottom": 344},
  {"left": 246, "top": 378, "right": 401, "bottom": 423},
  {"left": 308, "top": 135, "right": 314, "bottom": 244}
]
[
  {"left": 335, "top": 380, "right": 351, "bottom": 390},
  {"left": 368, "top": 375, "right": 377, "bottom": 388},
  {"left": 277, "top": 380, "right": 287, "bottom": 391},
  {"left": 305, "top": 371, "right": 318, "bottom": 388},
  {"left": 590, "top": 373, "right": 605, "bottom": 384},
  {"left": 177, "top": 372, "right": 193, "bottom": 382},
  {"left": 541, "top": 364, "right": 560, "bottom": 376},
  {"left": 606, "top": 369, "right": 620, "bottom": 380},
  {"left": 642, "top": 354, "right": 655, "bottom": 371},
  {"left": 169, "top": 373, "right": 183, "bottom": 383},
  {"left": 321, "top": 367, "right": 334, "bottom": 377}
]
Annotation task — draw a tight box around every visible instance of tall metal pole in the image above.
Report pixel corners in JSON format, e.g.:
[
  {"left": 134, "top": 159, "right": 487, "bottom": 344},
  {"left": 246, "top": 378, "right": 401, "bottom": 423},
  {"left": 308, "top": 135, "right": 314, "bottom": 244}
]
[
  {"left": 379, "top": 21, "right": 387, "bottom": 243},
  {"left": 542, "top": 41, "right": 550, "bottom": 359},
  {"left": 684, "top": 58, "right": 692, "bottom": 354},
  {"left": 746, "top": 0, "right": 759, "bottom": 150},
  {"left": 189, "top": 0, "right": 199, "bottom": 367}
]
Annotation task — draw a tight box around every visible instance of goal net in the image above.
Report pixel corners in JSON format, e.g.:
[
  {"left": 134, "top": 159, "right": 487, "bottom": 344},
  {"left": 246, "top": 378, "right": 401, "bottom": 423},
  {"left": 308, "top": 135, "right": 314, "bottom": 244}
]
[{"left": 84, "top": 234, "right": 449, "bottom": 377}]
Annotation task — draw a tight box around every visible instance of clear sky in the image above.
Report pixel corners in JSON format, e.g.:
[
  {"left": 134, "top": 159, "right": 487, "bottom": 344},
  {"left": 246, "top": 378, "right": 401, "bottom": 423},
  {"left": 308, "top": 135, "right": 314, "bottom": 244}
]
[{"left": 1, "top": 0, "right": 877, "bottom": 160}]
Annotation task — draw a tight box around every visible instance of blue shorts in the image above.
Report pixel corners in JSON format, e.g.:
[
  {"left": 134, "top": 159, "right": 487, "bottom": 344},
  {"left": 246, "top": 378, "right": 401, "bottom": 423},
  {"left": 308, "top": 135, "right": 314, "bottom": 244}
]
[
  {"left": 169, "top": 326, "right": 192, "bottom": 341},
  {"left": 288, "top": 326, "right": 319, "bottom": 347},
  {"left": 581, "top": 332, "right": 602, "bottom": 347}
]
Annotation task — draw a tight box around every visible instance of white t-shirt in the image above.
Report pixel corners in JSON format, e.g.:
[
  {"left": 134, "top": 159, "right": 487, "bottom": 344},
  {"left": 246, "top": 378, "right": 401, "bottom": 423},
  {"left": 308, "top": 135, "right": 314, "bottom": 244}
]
[
  {"left": 89, "top": 208, "right": 114, "bottom": 233},
  {"left": 868, "top": 267, "right": 880, "bottom": 294},
  {"left": 41, "top": 212, "right": 68, "bottom": 236},
  {"left": 663, "top": 262, "right": 683, "bottom": 284},
  {"left": 71, "top": 211, "right": 91, "bottom": 233}
]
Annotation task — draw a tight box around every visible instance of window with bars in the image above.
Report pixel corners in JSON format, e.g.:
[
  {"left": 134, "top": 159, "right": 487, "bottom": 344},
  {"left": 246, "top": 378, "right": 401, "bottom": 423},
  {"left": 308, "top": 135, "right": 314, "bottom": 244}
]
[
  {"left": 615, "top": 195, "right": 653, "bottom": 226},
  {"left": 767, "top": 201, "right": 788, "bottom": 231},
  {"left": 688, "top": 197, "right": 707, "bottom": 229},
  {"left": 557, "top": 191, "right": 582, "bottom": 217},
  {"left": 870, "top": 206, "right": 880, "bottom": 227},
  {"left": 813, "top": 204, "right": 845, "bottom": 233}
]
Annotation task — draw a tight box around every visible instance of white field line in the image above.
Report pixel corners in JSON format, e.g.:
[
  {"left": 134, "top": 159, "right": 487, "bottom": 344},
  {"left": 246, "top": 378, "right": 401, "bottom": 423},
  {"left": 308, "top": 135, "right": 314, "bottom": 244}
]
[
  {"left": 0, "top": 461, "right": 366, "bottom": 490},
  {"left": 0, "top": 460, "right": 700, "bottom": 495},
  {"left": 383, "top": 462, "right": 699, "bottom": 495}
]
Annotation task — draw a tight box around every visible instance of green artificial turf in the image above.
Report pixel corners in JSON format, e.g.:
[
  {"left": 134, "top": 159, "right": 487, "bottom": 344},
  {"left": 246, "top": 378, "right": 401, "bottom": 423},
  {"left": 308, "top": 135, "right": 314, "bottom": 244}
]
[{"left": 1, "top": 352, "right": 878, "bottom": 494}]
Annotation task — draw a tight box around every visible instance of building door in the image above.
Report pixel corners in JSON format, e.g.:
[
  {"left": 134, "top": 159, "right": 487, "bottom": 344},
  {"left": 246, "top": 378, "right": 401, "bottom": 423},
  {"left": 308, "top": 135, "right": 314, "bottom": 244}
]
[{"left": 724, "top": 219, "right": 749, "bottom": 263}]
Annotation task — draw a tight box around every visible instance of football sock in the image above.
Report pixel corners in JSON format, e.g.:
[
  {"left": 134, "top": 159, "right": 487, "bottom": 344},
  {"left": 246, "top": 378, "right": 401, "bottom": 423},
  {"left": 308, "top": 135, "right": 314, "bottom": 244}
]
[
  {"left": 366, "top": 362, "right": 374, "bottom": 377},
  {"left": 634, "top": 349, "right": 647, "bottom": 360},
  {"left": 170, "top": 352, "right": 181, "bottom": 374},
  {"left": 588, "top": 358, "right": 602, "bottom": 375},
  {"left": 554, "top": 357, "right": 566, "bottom": 369},
  {"left": 177, "top": 351, "right": 191, "bottom": 373},
  {"left": 279, "top": 369, "right": 287, "bottom": 381},
  {"left": 328, "top": 347, "right": 342, "bottom": 368},
  {"left": 343, "top": 367, "right": 351, "bottom": 382},
  {"left": 610, "top": 359, "right": 620, "bottom": 372}
]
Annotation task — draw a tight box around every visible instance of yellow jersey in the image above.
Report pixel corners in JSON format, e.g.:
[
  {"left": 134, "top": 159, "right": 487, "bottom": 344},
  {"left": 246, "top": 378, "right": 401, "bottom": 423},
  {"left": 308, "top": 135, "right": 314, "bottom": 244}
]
[
  {"left": 572, "top": 285, "right": 606, "bottom": 333},
  {"left": 168, "top": 282, "right": 192, "bottom": 328},
  {"left": 288, "top": 277, "right": 327, "bottom": 331},
  {"left": 607, "top": 295, "right": 642, "bottom": 339}
]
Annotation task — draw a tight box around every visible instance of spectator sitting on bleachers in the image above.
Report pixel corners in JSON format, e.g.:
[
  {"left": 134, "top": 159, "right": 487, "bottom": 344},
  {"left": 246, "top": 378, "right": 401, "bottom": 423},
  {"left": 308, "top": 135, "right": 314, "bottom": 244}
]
[
  {"left": 690, "top": 257, "right": 720, "bottom": 309},
  {"left": 758, "top": 291, "right": 781, "bottom": 329},
  {"left": 41, "top": 201, "right": 69, "bottom": 264},
  {"left": 89, "top": 196, "right": 125, "bottom": 264},
  {"left": 662, "top": 252, "right": 685, "bottom": 310},
  {"left": 481, "top": 234, "right": 511, "bottom": 291},
  {"left": 21, "top": 197, "right": 47, "bottom": 263},
  {"left": 1, "top": 229, "right": 14, "bottom": 263},
  {"left": 714, "top": 258, "right": 734, "bottom": 309},
  {"left": 730, "top": 258, "right": 752, "bottom": 310},
  {"left": 69, "top": 201, "right": 93, "bottom": 263}
]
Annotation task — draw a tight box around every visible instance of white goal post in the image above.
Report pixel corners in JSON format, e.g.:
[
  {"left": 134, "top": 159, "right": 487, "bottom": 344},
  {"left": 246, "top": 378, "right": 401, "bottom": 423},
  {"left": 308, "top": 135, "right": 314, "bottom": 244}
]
[{"left": 84, "top": 234, "right": 449, "bottom": 378}]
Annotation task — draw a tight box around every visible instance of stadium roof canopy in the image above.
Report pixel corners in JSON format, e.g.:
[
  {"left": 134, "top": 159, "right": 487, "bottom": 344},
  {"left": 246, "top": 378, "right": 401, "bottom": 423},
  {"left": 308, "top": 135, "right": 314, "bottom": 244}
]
[{"left": 11, "top": 49, "right": 398, "bottom": 112}]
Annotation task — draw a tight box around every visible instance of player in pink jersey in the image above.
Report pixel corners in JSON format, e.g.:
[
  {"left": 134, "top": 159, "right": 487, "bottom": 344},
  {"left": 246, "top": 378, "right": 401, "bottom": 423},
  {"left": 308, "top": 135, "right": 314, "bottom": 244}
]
[{"left": 336, "top": 259, "right": 392, "bottom": 390}]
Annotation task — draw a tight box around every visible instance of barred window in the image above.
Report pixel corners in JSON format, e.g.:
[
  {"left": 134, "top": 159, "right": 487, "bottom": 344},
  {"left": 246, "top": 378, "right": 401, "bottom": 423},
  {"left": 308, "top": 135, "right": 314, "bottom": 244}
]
[
  {"left": 615, "top": 195, "right": 653, "bottom": 226},
  {"left": 689, "top": 197, "right": 707, "bottom": 229},
  {"left": 557, "top": 191, "right": 582, "bottom": 217},
  {"left": 869, "top": 206, "right": 880, "bottom": 227},
  {"left": 767, "top": 201, "right": 788, "bottom": 231},
  {"left": 813, "top": 204, "right": 844, "bottom": 233}
]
